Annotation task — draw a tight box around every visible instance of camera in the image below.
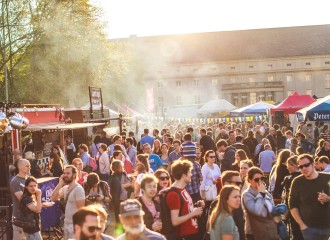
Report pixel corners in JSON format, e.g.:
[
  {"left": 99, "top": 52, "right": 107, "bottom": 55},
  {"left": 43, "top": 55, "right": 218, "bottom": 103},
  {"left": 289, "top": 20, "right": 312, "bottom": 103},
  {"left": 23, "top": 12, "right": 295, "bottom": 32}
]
[{"left": 87, "top": 195, "right": 97, "bottom": 201}]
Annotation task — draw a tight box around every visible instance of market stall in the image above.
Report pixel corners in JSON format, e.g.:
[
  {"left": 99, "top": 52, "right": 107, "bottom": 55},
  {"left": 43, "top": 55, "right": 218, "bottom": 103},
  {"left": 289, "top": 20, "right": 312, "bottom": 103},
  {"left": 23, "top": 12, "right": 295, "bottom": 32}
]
[
  {"left": 296, "top": 95, "right": 330, "bottom": 122},
  {"left": 230, "top": 101, "right": 275, "bottom": 116}
]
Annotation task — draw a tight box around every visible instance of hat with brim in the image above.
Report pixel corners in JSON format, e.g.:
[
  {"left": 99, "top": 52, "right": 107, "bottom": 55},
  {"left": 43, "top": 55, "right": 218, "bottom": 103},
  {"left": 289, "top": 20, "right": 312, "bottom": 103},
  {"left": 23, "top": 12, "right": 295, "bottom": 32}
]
[{"left": 120, "top": 199, "right": 145, "bottom": 217}]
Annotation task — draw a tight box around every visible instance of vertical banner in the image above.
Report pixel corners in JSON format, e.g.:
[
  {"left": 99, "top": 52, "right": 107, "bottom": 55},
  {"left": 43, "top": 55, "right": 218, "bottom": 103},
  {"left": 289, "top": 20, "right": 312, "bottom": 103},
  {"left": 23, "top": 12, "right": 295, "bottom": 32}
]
[
  {"left": 146, "top": 88, "right": 155, "bottom": 113},
  {"left": 89, "top": 86, "right": 103, "bottom": 119}
]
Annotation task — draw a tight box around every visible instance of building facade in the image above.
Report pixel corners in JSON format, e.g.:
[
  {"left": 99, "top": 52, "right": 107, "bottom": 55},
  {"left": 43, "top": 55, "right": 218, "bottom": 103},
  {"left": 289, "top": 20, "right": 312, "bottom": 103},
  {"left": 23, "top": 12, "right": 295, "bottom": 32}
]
[{"left": 128, "top": 25, "right": 330, "bottom": 117}]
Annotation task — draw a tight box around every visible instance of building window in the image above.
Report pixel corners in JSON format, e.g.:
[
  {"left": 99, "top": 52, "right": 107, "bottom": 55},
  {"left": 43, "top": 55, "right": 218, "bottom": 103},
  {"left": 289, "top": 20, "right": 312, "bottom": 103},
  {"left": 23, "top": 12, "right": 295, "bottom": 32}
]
[
  {"left": 233, "top": 95, "right": 238, "bottom": 106},
  {"left": 230, "top": 66, "right": 236, "bottom": 70},
  {"left": 306, "top": 90, "right": 312, "bottom": 95},
  {"left": 195, "top": 96, "right": 200, "bottom": 104},
  {"left": 212, "top": 79, "right": 218, "bottom": 86},
  {"left": 248, "top": 77, "right": 255, "bottom": 83},
  {"left": 176, "top": 81, "right": 182, "bottom": 87},
  {"left": 193, "top": 68, "right": 198, "bottom": 72},
  {"left": 258, "top": 95, "right": 264, "bottom": 101},
  {"left": 213, "top": 95, "right": 218, "bottom": 100},
  {"left": 287, "top": 63, "right": 292, "bottom": 67},
  {"left": 325, "top": 61, "right": 330, "bottom": 65},
  {"left": 306, "top": 62, "right": 311, "bottom": 66},
  {"left": 250, "top": 92, "right": 257, "bottom": 104},
  {"left": 193, "top": 80, "right": 199, "bottom": 86},
  {"left": 249, "top": 65, "right": 254, "bottom": 69},
  {"left": 268, "top": 64, "right": 273, "bottom": 68},
  {"left": 267, "top": 94, "right": 273, "bottom": 101},
  {"left": 157, "top": 81, "right": 163, "bottom": 88},
  {"left": 286, "top": 75, "right": 293, "bottom": 82},
  {"left": 267, "top": 75, "right": 274, "bottom": 82},
  {"left": 305, "top": 74, "right": 311, "bottom": 81},
  {"left": 176, "top": 96, "right": 182, "bottom": 105},
  {"left": 230, "top": 77, "right": 236, "bottom": 83},
  {"left": 242, "top": 95, "right": 247, "bottom": 106},
  {"left": 326, "top": 79, "right": 330, "bottom": 88},
  {"left": 158, "top": 97, "right": 164, "bottom": 106},
  {"left": 288, "top": 90, "right": 293, "bottom": 96}
]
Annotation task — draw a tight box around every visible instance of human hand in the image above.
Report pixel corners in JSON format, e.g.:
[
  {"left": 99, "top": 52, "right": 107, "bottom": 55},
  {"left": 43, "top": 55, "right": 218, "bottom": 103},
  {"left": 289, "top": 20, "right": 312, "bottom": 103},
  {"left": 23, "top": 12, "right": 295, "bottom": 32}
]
[
  {"left": 36, "top": 189, "right": 42, "bottom": 196},
  {"left": 318, "top": 191, "right": 329, "bottom": 204},
  {"left": 195, "top": 200, "right": 205, "bottom": 208},
  {"left": 58, "top": 174, "right": 65, "bottom": 186},
  {"left": 96, "top": 195, "right": 104, "bottom": 201},
  {"left": 257, "top": 182, "right": 266, "bottom": 193},
  {"left": 152, "top": 221, "right": 162, "bottom": 231},
  {"left": 299, "top": 223, "right": 308, "bottom": 231},
  {"left": 192, "top": 207, "right": 203, "bottom": 217}
]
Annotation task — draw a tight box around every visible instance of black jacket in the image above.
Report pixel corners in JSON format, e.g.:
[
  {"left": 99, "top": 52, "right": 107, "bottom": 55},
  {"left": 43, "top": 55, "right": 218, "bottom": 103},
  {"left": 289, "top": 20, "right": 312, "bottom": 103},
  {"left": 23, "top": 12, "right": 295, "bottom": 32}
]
[{"left": 138, "top": 197, "right": 161, "bottom": 231}]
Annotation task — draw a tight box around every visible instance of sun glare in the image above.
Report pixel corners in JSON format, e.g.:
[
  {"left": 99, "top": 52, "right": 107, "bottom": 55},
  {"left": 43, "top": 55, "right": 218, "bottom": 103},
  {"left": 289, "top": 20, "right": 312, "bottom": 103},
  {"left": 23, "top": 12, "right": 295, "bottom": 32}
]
[{"left": 92, "top": 0, "right": 330, "bottom": 39}]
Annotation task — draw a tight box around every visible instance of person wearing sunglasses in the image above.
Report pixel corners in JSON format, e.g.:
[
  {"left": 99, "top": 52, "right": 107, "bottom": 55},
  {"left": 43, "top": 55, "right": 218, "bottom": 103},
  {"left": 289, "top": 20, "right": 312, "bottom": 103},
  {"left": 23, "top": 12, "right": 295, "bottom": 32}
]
[
  {"left": 200, "top": 150, "right": 221, "bottom": 203},
  {"left": 289, "top": 154, "right": 330, "bottom": 240},
  {"left": 281, "top": 156, "right": 302, "bottom": 240},
  {"left": 72, "top": 206, "right": 102, "bottom": 240},
  {"left": 154, "top": 169, "right": 172, "bottom": 203},
  {"left": 242, "top": 167, "right": 278, "bottom": 240}
]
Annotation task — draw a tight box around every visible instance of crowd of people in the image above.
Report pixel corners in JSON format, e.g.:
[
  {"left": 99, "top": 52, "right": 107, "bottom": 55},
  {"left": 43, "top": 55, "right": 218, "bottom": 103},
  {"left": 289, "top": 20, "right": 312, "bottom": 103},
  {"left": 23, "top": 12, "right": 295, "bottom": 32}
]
[{"left": 9, "top": 119, "right": 330, "bottom": 240}]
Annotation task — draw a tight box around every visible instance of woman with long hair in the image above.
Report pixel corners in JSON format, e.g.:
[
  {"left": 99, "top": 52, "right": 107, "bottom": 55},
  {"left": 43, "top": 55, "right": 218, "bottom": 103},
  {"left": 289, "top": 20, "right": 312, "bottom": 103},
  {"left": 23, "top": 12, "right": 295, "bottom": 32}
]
[
  {"left": 84, "top": 173, "right": 111, "bottom": 215},
  {"left": 154, "top": 168, "right": 172, "bottom": 204},
  {"left": 72, "top": 158, "right": 88, "bottom": 186},
  {"left": 133, "top": 163, "right": 147, "bottom": 197},
  {"left": 136, "top": 154, "right": 152, "bottom": 173},
  {"left": 20, "top": 176, "right": 43, "bottom": 240},
  {"left": 200, "top": 150, "right": 221, "bottom": 211},
  {"left": 276, "top": 130, "right": 287, "bottom": 151},
  {"left": 239, "top": 159, "right": 254, "bottom": 194},
  {"left": 152, "top": 139, "right": 162, "bottom": 156},
  {"left": 209, "top": 185, "right": 241, "bottom": 240},
  {"left": 272, "top": 149, "right": 291, "bottom": 200},
  {"left": 46, "top": 152, "right": 63, "bottom": 177},
  {"left": 232, "top": 149, "right": 248, "bottom": 171},
  {"left": 159, "top": 143, "right": 170, "bottom": 169}
]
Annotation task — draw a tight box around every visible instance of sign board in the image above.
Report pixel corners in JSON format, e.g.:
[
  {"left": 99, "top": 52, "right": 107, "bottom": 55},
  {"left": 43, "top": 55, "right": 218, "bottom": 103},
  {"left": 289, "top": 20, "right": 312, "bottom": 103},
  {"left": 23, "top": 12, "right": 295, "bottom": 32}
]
[{"left": 89, "top": 86, "right": 104, "bottom": 119}]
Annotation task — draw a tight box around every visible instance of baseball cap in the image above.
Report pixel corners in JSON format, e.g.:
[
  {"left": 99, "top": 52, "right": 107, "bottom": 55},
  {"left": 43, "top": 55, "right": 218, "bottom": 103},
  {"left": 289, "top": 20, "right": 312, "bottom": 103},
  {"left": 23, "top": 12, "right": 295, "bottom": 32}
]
[{"left": 120, "top": 199, "right": 145, "bottom": 217}]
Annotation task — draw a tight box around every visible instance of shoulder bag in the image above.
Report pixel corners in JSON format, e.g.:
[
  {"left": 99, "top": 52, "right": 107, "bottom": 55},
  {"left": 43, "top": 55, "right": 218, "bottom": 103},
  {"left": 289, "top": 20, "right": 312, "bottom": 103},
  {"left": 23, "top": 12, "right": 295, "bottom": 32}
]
[{"left": 203, "top": 166, "right": 217, "bottom": 201}]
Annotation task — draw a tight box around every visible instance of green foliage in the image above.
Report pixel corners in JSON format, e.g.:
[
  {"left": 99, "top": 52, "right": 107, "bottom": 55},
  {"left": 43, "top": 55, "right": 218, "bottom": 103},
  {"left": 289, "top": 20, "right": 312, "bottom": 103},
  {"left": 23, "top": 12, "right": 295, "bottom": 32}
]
[{"left": 1, "top": 0, "right": 131, "bottom": 106}]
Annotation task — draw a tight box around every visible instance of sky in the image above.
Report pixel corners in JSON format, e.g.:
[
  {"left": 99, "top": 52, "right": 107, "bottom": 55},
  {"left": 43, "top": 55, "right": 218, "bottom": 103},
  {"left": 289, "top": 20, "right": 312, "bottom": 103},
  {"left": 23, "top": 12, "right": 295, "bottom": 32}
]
[{"left": 91, "top": 0, "right": 330, "bottom": 39}]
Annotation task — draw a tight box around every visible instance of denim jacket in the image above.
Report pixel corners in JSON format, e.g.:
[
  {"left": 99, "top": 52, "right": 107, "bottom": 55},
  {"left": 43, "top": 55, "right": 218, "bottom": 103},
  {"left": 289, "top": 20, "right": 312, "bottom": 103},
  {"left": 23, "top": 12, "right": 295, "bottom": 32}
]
[{"left": 242, "top": 187, "right": 278, "bottom": 239}]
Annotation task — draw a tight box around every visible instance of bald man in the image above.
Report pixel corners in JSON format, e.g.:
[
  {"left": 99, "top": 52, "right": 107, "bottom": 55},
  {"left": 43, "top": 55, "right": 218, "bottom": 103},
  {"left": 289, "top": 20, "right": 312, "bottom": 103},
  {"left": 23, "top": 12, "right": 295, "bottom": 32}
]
[{"left": 10, "top": 159, "right": 30, "bottom": 240}]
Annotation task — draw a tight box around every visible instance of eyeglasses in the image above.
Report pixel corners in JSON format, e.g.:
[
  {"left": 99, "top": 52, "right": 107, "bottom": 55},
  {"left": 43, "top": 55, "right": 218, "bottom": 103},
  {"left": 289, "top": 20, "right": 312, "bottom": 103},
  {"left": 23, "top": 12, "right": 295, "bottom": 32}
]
[
  {"left": 87, "top": 226, "right": 102, "bottom": 233},
  {"left": 253, "top": 177, "right": 265, "bottom": 182},
  {"left": 159, "top": 176, "right": 169, "bottom": 181},
  {"left": 208, "top": 156, "right": 216, "bottom": 158},
  {"left": 228, "top": 181, "right": 243, "bottom": 186},
  {"left": 298, "top": 162, "right": 312, "bottom": 169}
]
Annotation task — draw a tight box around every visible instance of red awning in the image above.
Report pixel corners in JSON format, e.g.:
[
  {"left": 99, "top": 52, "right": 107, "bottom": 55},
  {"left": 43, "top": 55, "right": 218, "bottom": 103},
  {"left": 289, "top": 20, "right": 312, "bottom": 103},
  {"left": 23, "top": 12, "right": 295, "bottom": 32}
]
[{"left": 270, "top": 92, "right": 316, "bottom": 114}]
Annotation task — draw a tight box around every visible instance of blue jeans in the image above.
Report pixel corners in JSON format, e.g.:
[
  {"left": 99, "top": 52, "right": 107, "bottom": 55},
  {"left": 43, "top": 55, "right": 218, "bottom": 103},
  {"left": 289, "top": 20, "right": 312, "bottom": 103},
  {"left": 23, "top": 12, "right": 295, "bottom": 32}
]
[{"left": 301, "top": 227, "right": 330, "bottom": 240}]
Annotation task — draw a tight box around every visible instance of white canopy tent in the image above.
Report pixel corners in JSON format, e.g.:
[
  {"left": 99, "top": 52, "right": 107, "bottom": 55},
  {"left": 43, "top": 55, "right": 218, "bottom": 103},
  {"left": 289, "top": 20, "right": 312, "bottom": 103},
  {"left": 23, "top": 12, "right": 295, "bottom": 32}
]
[{"left": 198, "top": 99, "right": 236, "bottom": 115}]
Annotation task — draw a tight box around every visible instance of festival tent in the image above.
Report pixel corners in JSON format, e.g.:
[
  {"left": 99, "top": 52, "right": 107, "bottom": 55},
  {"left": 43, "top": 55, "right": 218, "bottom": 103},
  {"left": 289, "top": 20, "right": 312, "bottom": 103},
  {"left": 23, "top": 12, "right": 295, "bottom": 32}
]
[
  {"left": 198, "top": 99, "right": 236, "bottom": 115},
  {"left": 230, "top": 101, "right": 275, "bottom": 116},
  {"left": 270, "top": 92, "right": 316, "bottom": 115},
  {"left": 296, "top": 95, "right": 330, "bottom": 122}
]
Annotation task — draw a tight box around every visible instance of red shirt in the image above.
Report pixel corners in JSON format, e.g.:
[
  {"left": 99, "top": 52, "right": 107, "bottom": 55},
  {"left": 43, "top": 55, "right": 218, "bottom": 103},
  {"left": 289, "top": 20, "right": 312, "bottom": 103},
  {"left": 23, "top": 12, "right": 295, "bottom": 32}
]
[{"left": 166, "top": 187, "right": 198, "bottom": 237}]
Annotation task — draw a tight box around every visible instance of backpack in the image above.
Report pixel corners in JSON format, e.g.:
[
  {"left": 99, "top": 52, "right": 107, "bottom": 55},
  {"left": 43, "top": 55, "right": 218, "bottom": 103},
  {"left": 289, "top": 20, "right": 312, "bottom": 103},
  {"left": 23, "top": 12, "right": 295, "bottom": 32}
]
[
  {"left": 160, "top": 187, "right": 184, "bottom": 240},
  {"left": 89, "top": 157, "right": 98, "bottom": 171}
]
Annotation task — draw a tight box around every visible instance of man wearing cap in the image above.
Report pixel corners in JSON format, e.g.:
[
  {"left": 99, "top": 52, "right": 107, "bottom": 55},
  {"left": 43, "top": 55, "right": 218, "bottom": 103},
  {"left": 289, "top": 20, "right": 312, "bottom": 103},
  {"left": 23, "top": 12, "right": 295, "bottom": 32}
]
[{"left": 116, "top": 199, "right": 166, "bottom": 240}]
